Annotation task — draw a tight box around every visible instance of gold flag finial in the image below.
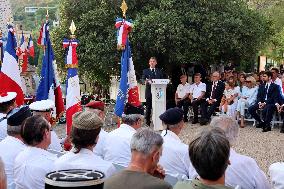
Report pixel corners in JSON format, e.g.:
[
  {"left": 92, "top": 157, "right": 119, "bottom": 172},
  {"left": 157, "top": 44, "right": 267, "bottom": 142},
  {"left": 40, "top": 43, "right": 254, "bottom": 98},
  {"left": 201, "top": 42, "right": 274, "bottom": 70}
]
[
  {"left": 120, "top": 0, "right": 128, "bottom": 18},
  {"left": 69, "top": 20, "right": 76, "bottom": 38}
]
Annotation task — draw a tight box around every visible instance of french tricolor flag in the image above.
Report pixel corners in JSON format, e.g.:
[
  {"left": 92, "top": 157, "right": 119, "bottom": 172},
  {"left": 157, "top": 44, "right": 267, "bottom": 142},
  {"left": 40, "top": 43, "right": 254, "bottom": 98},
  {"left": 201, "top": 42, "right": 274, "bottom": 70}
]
[
  {"left": 17, "top": 32, "right": 28, "bottom": 73},
  {"left": 0, "top": 24, "right": 24, "bottom": 105},
  {"left": 28, "top": 34, "right": 35, "bottom": 57},
  {"left": 63, "top": 38, "right": 81, "bottom": 150},
  {"left": 37, "top": 22, "right": 48, "bottom": 46},
  {"left": 36, "top": 22, "right": 64, "bottom": 119},
  {"left": 115, "top": 18, "right": 133, "bottom": 50}
]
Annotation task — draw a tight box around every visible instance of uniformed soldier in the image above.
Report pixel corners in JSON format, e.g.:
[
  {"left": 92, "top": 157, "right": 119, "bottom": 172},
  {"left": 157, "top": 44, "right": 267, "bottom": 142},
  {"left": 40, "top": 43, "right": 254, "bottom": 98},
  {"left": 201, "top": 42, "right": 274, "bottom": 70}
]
[
  {"left": 29, "top": 99, "right": 62, "bottom": 151},
  {"left": 0, "top": 92, "right": 17, "bottom": 141},
  {"left": 0, "top": 106, "right": 32, "bottom": 188},
  {"left": 14, "top": 115, "right": 57, "bottom": 189},
  {"left": 159, "top": 107, "right": 197, "bottom": 179}
]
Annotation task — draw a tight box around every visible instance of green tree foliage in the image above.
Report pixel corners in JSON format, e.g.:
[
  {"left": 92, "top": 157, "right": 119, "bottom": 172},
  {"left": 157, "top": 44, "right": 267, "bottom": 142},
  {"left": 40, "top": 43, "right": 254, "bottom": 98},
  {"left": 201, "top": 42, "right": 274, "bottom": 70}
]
[{"left": 52, "top": 0, "right": 272, "bottom": 85}]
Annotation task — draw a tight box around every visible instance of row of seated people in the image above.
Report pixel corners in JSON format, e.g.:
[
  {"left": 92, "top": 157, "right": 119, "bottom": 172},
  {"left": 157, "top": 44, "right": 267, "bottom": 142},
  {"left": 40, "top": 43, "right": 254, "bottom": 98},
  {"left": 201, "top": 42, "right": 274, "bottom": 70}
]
[
  {"left": 0, "top": 94, "right": 283, "bottom": 189},
  {"left": 175, "top": 69, "right": 284, "bottom": 133}
]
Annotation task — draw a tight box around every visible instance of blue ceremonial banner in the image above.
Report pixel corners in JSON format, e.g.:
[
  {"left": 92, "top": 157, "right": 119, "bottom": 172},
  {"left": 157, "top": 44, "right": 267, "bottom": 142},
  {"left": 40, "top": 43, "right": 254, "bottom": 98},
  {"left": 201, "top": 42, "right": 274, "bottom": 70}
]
[
  {"left": 36, "top": 22, "right": 55, "bottom": 101},
  {"left": 114, "top": 39, "right": 130, "bottom": 117}
]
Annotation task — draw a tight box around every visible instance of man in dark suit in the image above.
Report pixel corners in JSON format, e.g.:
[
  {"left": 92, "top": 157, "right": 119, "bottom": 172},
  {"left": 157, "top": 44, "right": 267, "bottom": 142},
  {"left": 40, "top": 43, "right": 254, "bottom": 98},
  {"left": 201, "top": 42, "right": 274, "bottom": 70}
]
[
  {"left": 200, "top": 71, "right": 225, "bottom": 125},
  {"left": 142, "top": 57, "right": 164, "bottom": 126},
  {"left": 248, "top": 71, "right": 281, "bottom": 132}
]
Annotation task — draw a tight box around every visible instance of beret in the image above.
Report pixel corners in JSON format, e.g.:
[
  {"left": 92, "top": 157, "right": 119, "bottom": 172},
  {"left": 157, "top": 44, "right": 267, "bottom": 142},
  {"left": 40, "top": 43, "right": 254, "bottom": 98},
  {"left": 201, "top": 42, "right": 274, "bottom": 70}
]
[
  {"left": 0, "top": 92, "right": 17, "bottom": 103},
  {"left": 159, "top": 107, "right": 184, "bottom": 125},
  {"left": 124, "top": 103, "right": 144, "bottom": 115},
  {"left": 72, "top": 111, "right": 103, "bottom": 130},
  {"left": 29, "top": 99, "right": 55, "bottom": 112},
  {"left": 86, "top": 101, "right": 105, "bottom": 111},
  {"left": 7, "top": 106, "right": 32, "bottom": 126}
]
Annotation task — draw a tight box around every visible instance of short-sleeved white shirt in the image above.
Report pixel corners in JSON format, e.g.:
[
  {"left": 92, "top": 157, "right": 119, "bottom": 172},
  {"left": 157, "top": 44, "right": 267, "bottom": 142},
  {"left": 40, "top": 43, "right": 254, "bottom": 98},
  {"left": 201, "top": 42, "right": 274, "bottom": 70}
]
[
  {"left": 54, "top": 148, "right": 116, "bottom": 178},
  {"left": 0, "top": 136, "right": 26, "bottom": 189},
  {"left": 14, "top": 147, "right": 57, "bottom": 189},
  {"left": 190, "top": 82, "right": 206, "bottom": 99},
  {"left": 176, "top": 83, "right": 191, "bottom": 98}
]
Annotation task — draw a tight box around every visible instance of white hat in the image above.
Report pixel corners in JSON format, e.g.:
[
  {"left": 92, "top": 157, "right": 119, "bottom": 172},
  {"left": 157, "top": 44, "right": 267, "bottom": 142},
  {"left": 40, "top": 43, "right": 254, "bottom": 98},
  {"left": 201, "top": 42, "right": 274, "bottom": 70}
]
[
  {"left": 29, "top": 99, "right": 55, "bottom": 112},
  {"left": 0, "top": 92, "right": 17, "bottom": 104}
]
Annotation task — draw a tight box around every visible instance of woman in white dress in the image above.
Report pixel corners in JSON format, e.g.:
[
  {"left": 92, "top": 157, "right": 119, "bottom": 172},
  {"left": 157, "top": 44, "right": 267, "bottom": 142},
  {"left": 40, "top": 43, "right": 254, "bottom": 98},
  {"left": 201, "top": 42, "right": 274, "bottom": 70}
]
[{"left": 236, "top": 76, "right": 258, "bottom": 128}]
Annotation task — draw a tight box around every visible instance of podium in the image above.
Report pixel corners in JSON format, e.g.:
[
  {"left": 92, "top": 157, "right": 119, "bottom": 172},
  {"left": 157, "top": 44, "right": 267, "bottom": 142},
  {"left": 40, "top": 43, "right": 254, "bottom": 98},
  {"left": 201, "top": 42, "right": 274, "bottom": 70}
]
[{"left": 151, "top": 79, "right": 170, "bottom": 131}]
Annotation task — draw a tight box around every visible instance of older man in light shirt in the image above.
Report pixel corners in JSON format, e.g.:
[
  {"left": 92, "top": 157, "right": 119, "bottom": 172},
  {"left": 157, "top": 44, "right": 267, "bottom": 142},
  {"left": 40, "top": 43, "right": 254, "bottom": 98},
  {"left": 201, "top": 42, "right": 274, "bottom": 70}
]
[
  {"left": 29, "top": 100, "right": 62, "bottom": 152},
  {"left": 0, "top": 106, "right": 31, "bottom": 189},
  {"left": 269, "top": 162, "right": 284, "bottom": 189},
  {"left": 103, "top": 103, "right": 144, "bottom": 167},
  {"left": 159, "top": 107, "right": 197, "bottom": 179},
  {"left": 210, "top": 115, "right": 270, "bottom": 189},
  {"left": 14, "top": 115, "right": 57, "bottom": 189},
  {"left": 0, "top": 92, "right": 17, "bottom": 141}
]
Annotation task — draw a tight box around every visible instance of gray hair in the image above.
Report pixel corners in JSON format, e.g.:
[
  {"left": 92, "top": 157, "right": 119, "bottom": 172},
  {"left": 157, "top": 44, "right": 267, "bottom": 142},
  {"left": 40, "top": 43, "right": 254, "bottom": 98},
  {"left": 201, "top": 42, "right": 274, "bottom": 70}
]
[
  {"left": 7, "top": 125, "right": 21, "bottom": 135},
  {"left": 130, "top": 128, "right": 163, "bottom": 155},
  {"left": 210, "top": 115, "right": 239, "bottom": 146},
  {"left": 121, "top": 114, "right": 143, "bottom": 126}
]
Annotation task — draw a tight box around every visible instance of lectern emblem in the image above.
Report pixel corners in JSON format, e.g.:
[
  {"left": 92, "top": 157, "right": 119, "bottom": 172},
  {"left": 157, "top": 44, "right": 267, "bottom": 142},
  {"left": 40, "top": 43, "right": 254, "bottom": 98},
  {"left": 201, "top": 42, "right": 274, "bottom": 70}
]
[{"left": 156, "top": 88, "right": 163, "bottom": 99}]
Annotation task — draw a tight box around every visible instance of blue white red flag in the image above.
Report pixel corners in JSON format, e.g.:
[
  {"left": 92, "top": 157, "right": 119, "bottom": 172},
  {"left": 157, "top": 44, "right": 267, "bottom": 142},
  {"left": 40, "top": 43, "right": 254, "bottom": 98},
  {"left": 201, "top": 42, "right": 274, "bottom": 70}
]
[
  {"left": 28, "top": 34, "right": 35, "bottom": 57},
  {"left": 63, "top": 39, "right": 81, "bottom": 134},
  {"left": 36, "top": 22, "right": 64, "bottom": 118},
  {"left": 0, "top": 24, "right": 24, "bottom": 105},
  {"left": 0, "top": 32, "right": 3, "bottom": 70}
]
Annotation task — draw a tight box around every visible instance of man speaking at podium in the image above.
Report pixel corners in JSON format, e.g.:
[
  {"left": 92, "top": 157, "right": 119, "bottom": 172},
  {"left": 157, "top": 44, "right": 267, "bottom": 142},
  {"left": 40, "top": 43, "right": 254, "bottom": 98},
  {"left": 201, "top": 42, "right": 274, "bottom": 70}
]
[{"left": 142, "top": 57, "right": 164, "bottom": 126}]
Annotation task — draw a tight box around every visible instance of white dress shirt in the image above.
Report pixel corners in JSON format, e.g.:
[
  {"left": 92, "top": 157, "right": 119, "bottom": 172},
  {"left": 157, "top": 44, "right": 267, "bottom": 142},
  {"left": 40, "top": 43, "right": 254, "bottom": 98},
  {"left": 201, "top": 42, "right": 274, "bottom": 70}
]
[
  {"left": 159, "top": 130, "right": 197, "bottom": 179},
  {"left": 54, "top": 148, "right": 116, "bottom": 178},
  {"left": 93, "top": 129, "right": 108, "bottom": 159},
  {"left": 0, "top": 136, "right": 26, "bottom": 189},
  {"left": 225, "top": 149, "right": 270, "bottom": 189},
  {"left": 190, "top": 82, "right": 206, "bottom": 99},
  {"left": 14, "top": 147, "right": 57, "bottom": 189},
  {"left": 0, "top": 113, "right": 7, "bottom": 141},
  {"left": 176, "top": 83, "right": 191, "bottom": 98},
  {"left": 48, "top": 131, "right": 62, "bottom": 152},
  {"left": 103, "top": 124, "right": 136, "bottom": 167},
  {"left": 269, "top": 162, "right": 284, "bottom": 189}
]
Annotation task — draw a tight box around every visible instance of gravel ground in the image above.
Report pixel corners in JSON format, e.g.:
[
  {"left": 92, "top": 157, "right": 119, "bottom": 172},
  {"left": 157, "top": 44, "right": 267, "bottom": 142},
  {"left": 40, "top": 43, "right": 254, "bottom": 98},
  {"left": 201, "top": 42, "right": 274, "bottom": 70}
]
[{"left": 53, "top": 119, "right": 284, "bottom": 177}]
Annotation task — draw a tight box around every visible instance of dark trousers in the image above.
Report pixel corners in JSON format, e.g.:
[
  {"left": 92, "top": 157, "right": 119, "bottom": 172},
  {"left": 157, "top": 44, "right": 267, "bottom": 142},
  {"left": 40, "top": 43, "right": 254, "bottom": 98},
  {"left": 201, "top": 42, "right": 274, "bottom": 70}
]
[
  {"left": 145, "top": 97, "right": 152, "bottom": 125},
  {"left": 176, "top": 99, "right": 190, "bottom": 120},
  {"left": 248, "top": 103, "right": 276, "bottom": 125},
  {"left": 191, "top": 99, "right": 205, "bottom": 120},
  {"left": 200, "top": 100, "right": 220, "bottom": 120}
]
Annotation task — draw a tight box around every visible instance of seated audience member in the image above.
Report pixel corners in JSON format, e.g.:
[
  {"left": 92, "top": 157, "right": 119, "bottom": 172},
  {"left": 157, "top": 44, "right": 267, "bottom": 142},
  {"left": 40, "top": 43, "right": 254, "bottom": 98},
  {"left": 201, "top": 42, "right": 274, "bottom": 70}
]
[
  {"left": 14, "top": 115, "right": 57, "bottom": 189},
  {"left": 257, "top": 71, "right": 265, "bottom": 85},
  {"left": 269, "top": 162, "right": 284, "bottom": 189},
  {"left": 200, "top": 71, "right": 225, "bottom": 125},
  {"left": 104, "top": 128, "right": 172, "bottom": 189},
  {"left": 0, "top": 92, "right": 17, "bottom": 141},
  {"left": 0, "top": 157, "right": 6, "bottom": 189},
  {"left": 236, "top": 76, "right": 258, "bottom": 128},
  {"left": 211, "top": 116, "right": 270, "bottom": 189},
  {"left": 271, "top": 68, "right": 283, "bottom": 95},
  {"left": 219, "top": 81, "right": 235, "bottom": 115},
  {"left": 189, "top": 73, "right": 206, "bottom": 124},
  {"left": 85, "top": 100, "right": 108, "bottom": 158},
  {"left": 159, "top": 108, "right": 197, "bottom": 179},
  {"left": 0, "top": 106, "right": 32, "bottom": 188},
  {"left": 29, "top": 100, "right": 62, "bottom": 151},
  {"left": 174, "top": 127, "right": 231, "bottom": 189},
  {"left": 248, "top": 71, "right": 281, "bottom": 132},
  {"left": 54, "top": 111, "right": 115, "bottom": 178},
  {"left": 175, "top": 75, "right": 191, "bottom": 122},
  {"left": 238, "top": 73, "right": 246, "bottom": 92},
  {"left": 104, "top": 103, "right": 144, "bottom": 166}
]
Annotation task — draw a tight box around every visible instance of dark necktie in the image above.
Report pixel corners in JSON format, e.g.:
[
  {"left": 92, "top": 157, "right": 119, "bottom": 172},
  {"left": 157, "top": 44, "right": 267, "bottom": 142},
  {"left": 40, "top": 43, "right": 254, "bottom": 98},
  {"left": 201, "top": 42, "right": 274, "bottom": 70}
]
[
  {"left": 265, "top": 84, "right": 268, "bottom": 100},
  {"left": 151, "top": 69, "right": 155, "bottom": 78}
]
